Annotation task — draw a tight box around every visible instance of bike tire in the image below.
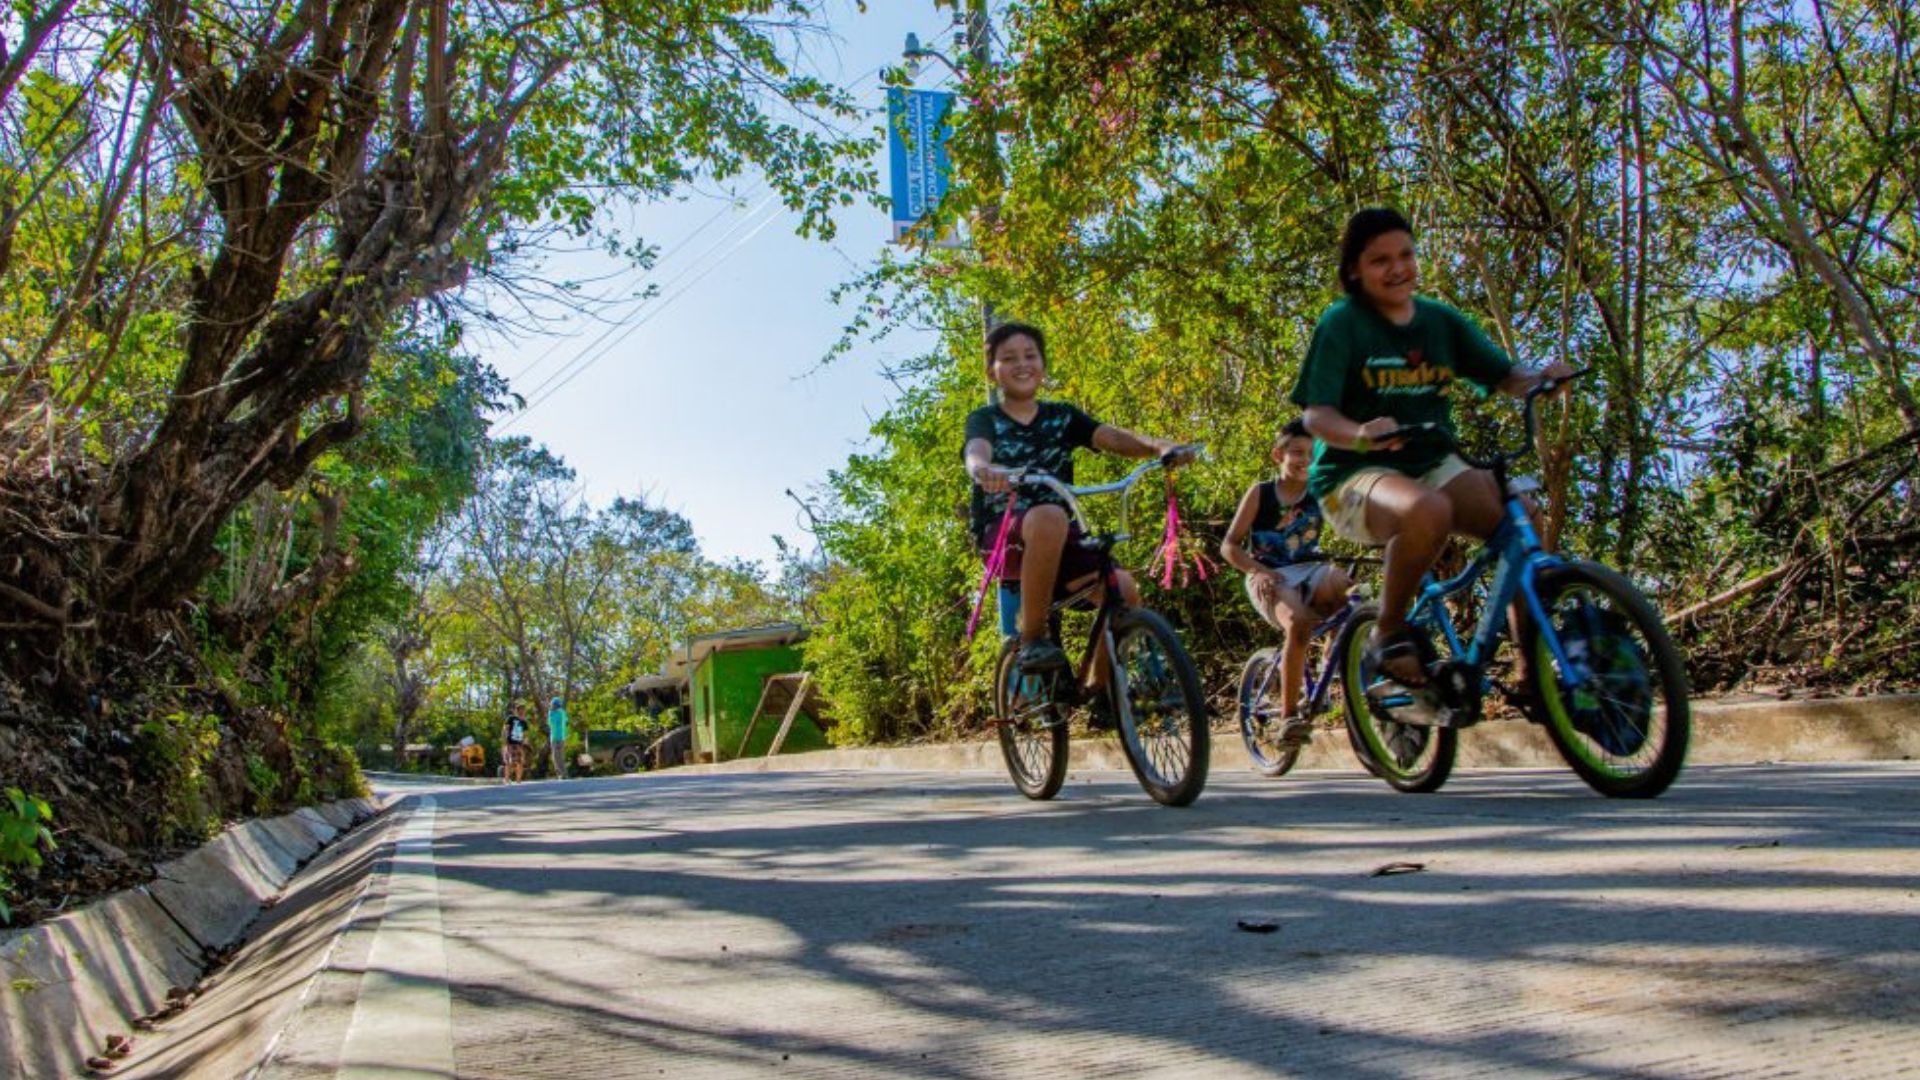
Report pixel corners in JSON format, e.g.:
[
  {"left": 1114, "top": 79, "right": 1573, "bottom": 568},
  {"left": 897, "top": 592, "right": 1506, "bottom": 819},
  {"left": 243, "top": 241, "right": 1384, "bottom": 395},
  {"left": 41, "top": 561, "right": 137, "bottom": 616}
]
[
  {"left": 1526, "top": 561, "right": 1691, "bottom": 798},
  {"left": 1327, "top": 613, "right": 1386, "bottom": 779},
  {"left": 994, "top": 638, "right": 1070, "bottom": 800},
  {"left": 1237, "top": 648, "right": 1301, "bottom": 778},
  {"left": 1338, "top": 603, "right": 1457, "bottom": 793},
  {"left": 1110, "top": 608, "right": 1210, "bottom": 806}
]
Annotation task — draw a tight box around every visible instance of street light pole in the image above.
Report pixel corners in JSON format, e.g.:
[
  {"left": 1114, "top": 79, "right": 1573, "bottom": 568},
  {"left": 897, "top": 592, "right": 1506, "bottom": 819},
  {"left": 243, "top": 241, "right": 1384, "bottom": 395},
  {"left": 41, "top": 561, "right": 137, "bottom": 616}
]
[{"left": 965, "top": 0, "right": 997, "bottom": 334}]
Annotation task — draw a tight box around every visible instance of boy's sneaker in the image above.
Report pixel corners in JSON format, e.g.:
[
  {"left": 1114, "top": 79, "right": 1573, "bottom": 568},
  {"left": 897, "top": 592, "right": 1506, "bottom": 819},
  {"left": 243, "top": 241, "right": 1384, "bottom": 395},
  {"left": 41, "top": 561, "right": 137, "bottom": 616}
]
[
  {"left": 1277, "top": 714, "right": 1315, "bottom": 748},
  {"left": 1016, "top": 639, "right": 1068, "bottom": 674}
]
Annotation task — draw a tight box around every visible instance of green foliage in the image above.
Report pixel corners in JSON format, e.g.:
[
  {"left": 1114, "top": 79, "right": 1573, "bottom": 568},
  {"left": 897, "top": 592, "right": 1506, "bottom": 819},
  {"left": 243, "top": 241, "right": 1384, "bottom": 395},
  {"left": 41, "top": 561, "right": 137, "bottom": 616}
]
[
  {"left": 244, "top": 754, "right": 281, "bottom": 816},
  {"left": 809, "top": 0, "right": 1920, "bottom": 734},
  {"left": 134, "top": 714, "right": 224, "bottom": 845},
  {"left": 0, "top": 790, "right": 57, "bottom": 925}
]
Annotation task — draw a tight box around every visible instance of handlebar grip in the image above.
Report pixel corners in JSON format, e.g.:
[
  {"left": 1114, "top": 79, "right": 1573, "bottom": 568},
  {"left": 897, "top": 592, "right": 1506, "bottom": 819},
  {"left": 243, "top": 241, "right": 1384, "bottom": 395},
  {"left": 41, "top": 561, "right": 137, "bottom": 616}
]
[
  {"left": 1531, "top": 365, "right": 1593, "bottom": 397},
  {"left": 1159, "top": 442, "right": 1205, "bottom": 466}
]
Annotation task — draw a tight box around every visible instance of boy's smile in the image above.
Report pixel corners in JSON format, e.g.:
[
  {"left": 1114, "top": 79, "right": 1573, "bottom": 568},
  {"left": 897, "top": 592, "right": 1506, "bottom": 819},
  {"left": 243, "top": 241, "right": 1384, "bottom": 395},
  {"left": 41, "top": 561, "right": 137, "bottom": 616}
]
[
  {"left": 991, "top": 334, "right": 1046, "bottom": 398},
  {"left": 1275, "top": 435, "right": 1313, "bottom": 480}
]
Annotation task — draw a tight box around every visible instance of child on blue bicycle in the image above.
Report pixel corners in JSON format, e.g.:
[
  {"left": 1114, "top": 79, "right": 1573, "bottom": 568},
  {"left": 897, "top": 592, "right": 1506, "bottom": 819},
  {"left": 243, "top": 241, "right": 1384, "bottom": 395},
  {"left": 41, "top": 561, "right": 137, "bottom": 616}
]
[
  {"left": 1289, "top": 208, "right": 1570, "bottom": 692},
  {"left": 1220, "top": 418, "right": 1354, "bottom": 744},
  {"left": 962, "top": 321, "right": 1192, "bottom": 680}
]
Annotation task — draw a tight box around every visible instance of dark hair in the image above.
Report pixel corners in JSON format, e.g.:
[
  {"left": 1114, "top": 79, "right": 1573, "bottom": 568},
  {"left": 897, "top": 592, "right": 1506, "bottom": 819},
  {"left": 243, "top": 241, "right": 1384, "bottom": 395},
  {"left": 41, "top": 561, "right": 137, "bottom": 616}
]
[
  {"left": 1338, "top": 207, "right": 1415, "bottom": 298},
  {"left": 1278, "top": 418, "right": 1310, "bottom": 442},
  {"left": 985, "top": 321, "right": 1046, "bottom": 372}
]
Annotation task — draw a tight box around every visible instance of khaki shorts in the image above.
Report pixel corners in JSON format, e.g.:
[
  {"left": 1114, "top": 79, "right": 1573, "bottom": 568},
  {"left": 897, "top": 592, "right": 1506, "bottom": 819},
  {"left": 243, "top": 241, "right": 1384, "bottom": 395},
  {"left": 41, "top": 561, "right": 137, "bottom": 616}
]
[
  {"left": 1321, "top": 454, "right": 1474, "bottom": 547},
  {"left": 1244, "top": 563, "right": 1333, "bottom": 628}
]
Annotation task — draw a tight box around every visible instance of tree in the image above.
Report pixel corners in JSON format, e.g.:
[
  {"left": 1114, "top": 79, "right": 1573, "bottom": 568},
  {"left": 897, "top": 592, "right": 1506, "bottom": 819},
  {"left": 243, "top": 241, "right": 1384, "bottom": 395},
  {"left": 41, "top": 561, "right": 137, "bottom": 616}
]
[{"left": 0, "top": 0, "right": 873, "bottom": 685}]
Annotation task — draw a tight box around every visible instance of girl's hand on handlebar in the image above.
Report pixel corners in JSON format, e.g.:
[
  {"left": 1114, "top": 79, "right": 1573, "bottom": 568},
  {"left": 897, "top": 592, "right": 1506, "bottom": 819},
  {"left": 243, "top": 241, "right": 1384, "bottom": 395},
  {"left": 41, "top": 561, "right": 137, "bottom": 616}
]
[
  {"left": 1355, "top": 417, "right": 1407, "bottom": 452},
  {"left": 1536, "top": 361, "right": 1577, "bottom": 398}
]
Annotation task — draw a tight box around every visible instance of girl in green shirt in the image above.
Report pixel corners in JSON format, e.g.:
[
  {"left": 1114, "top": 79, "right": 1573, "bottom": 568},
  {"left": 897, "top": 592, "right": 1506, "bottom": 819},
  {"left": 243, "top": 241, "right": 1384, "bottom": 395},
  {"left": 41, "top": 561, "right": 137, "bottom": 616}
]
[{"left": 1289, "top": 208, "right": 1570, "bottom": 689}]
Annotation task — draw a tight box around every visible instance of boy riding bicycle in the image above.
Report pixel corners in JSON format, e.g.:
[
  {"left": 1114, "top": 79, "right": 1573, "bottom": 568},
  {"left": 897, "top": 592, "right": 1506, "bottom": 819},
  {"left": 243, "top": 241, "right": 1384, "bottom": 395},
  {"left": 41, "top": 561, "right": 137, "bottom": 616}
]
[
  {"left": 1219, "top": 418, "right": 1354, "bottom": 745},
  {"left": 962, "top": 321, "right": 1194, "bottom": 693},
  {"left": 1289, "top": 208, "right": 1570, "bottom": 693}
]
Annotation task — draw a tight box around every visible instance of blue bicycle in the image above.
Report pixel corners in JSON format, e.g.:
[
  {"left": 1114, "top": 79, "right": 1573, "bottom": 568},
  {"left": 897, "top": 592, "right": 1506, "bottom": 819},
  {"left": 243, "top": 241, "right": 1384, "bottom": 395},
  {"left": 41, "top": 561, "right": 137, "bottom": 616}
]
[{"left": 1337, "top": 371, "right": 1692, "bottom": 798}]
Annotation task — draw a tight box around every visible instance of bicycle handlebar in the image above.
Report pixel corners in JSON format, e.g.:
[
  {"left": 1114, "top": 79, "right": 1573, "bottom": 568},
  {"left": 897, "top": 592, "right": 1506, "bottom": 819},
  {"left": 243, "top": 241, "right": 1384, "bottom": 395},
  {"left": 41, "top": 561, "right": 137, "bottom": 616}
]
[
  {"left": 1005, "top": 442, "right": 1205, "bottom": 540},
  {"left": 1369, "top": 368, "right": 1590, "bottom": 474}
]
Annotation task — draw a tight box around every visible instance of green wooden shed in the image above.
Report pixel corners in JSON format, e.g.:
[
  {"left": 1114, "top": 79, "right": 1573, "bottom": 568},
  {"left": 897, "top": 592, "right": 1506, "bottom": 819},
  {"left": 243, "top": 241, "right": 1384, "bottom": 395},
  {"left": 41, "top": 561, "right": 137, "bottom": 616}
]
[{"left": 666, "top": 624, "right": 831, "bottom": 763}]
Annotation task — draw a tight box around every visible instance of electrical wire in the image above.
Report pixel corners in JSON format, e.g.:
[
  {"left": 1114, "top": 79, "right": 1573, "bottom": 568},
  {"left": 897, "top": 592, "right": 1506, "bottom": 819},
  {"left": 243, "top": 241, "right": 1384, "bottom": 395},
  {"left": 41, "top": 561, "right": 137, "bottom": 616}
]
[{"left": 496, "top": 15, "right": 955, "bottom": 428}]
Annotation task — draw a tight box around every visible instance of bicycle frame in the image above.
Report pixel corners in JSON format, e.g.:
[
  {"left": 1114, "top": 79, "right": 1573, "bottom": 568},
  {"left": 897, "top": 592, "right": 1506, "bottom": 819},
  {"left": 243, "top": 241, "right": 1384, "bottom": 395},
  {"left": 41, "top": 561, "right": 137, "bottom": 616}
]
[
  {"left": 1245, "top": 594, "right": 1360, "bottom": 720},
  {"left": 1404, "top": 490, "right": 1583, "bottom": 692},
  {"left": 1000, "top": 451, "right": 1200, "bottom": 690}
]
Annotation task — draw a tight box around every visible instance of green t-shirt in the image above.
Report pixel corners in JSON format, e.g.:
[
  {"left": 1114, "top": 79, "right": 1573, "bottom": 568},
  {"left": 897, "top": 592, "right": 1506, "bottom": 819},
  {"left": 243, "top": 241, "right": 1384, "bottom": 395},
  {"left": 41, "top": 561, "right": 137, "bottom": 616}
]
[{"left": 1287, "top": 297, "right": 1514, "bottom": 496}]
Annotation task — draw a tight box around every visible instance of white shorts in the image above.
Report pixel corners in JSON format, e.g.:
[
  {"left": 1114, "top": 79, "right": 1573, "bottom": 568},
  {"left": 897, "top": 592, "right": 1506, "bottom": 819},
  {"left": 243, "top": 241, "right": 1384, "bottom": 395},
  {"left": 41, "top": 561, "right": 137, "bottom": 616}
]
[
  {"left": 1320, "top": 454, "right": 1474, "bottom": 547},
  {"left": 1244, "top": 562, "right": 1334, "bottom": 627}
]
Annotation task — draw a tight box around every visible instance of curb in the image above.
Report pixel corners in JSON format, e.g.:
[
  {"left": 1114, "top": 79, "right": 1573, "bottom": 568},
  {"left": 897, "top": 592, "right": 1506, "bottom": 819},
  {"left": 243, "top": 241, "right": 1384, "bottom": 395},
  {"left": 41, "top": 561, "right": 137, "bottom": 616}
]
[
  {"left": 361, "top": 770, "right": 502, "bottom": 786},
  {"left": 0, "top": 794, "right": 388, "bottom": 1079},
  {"left": 664, "top": 693, "right": 1920, "bottom": 778}
]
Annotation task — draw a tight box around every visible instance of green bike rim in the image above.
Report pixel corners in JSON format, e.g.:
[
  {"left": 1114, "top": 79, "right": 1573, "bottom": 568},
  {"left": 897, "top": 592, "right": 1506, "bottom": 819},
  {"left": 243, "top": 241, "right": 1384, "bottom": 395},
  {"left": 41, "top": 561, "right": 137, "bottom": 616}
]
[
  {"left": 1533, "top": 584, "right": 1667, "bottom": 779},
  {"left": 1342, "top": 616, "right": 1436, "bottom": 778}
]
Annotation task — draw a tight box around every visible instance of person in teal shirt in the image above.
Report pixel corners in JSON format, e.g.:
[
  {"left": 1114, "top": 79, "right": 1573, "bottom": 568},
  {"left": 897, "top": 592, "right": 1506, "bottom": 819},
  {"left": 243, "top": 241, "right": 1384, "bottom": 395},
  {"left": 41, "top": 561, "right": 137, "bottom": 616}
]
[
  {"left": 1289, "top": 208, "right": 1570, "bottom": 690},
  {"left": 546, "top": 696, "right": 570, "bottom": 779}
]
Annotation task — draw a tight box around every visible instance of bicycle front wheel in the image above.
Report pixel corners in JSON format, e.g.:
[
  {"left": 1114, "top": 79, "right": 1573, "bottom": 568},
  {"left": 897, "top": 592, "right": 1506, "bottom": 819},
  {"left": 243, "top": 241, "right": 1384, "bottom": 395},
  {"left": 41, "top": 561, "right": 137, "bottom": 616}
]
[
  {"left": 1338, "top": 603, "right": 1457, "bottom": 793},
  {"left": 1111, "top": 608, "right": 1210, "bottom": 806},
  {"left": 1237, "top": 648, "right": 1301, "bottom": 778},
  {"left": 994, "top": 638, "right": 1070, "bottom": 800},
  {"left": 1527, "top": 561, "right": 1691, "bottom": 798}
]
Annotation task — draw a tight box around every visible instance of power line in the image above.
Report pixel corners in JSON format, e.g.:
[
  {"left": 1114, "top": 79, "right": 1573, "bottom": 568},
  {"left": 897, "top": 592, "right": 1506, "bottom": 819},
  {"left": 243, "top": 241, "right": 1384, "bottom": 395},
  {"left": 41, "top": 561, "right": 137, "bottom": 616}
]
[
  {"left": 498, "top": 199, "right": 788, "bottom": 428},
  {"left": 507, "top": 190, "right": 784, "bottom": 412},
  {"left": 506, "top": 187, "right": 768, "bottom": 385},
  {"left": 495, "top": 18, "right": 954, "bottom": 428}
]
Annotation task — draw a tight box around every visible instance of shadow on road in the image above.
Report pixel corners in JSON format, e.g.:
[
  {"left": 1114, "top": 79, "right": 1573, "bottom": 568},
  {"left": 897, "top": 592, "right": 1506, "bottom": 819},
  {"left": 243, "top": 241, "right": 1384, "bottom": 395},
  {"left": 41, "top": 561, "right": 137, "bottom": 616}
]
[{"left": 419, "top": 765, "right": 1920, "bottom": 1077}]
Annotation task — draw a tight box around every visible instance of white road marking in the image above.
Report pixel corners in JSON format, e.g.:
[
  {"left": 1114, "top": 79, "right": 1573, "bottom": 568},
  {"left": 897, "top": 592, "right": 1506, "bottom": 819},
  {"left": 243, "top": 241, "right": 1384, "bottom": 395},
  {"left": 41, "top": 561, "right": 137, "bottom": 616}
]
[{"left": 339, "top": 797, "right": 454, "bottom": 1079}]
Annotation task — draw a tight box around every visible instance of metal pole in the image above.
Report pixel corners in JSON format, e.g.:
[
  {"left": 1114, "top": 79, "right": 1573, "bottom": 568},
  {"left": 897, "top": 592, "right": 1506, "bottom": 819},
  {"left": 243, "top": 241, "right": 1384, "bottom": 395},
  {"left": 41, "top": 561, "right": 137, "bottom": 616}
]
[{"left": 966, "top": 0, "right": 1001, "bottom": 379}]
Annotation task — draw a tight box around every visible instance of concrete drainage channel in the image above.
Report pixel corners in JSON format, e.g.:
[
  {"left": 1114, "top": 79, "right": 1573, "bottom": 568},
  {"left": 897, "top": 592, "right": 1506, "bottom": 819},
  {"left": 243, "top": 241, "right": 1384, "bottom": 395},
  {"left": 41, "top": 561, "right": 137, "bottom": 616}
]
[{"left": 0, "top": 795, "right": 386, "bottom": 1078}]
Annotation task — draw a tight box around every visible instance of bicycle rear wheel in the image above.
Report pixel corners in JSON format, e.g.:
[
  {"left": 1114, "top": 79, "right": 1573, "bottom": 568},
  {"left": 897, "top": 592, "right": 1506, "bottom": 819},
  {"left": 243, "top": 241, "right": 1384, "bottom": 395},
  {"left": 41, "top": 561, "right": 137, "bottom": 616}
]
[
  {"left": 1338, "top": 603, "right": 1456, "bottom": 793},
  {"left": 1527, "top": 561, "right": 1690, "bottom": 798},
  {"left": 1111, "top": 608, "right": 1210, "bottom": 806},
  {"left": 995, "top": 638, "right": 1070, "bottom": 800},
  {"left": 1237, "top": 648, "right": 1301, "bottom": 778}
]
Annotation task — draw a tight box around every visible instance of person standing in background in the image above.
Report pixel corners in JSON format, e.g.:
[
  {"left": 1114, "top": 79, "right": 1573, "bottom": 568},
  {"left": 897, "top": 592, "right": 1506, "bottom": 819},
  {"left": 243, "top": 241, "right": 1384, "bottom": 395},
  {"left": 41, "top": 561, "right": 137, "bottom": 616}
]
[
  {"left": 501, "top": 708, "right": 531, "bottom": 782},
  {"left": 547, "top": 696, "right": 570, "bottom": 779}
]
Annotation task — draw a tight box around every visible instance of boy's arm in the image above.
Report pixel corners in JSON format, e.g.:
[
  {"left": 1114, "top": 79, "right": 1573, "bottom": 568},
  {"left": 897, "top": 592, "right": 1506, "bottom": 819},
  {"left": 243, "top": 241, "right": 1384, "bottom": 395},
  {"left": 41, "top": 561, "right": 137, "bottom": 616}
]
[
  {"left": 1219, "top": 485, "right": 1273, "bottom": 577},
  {"left": 1091, "top": 424, "right": 1186, "bottom": 460},
  {"left": 964, "top": 437, "right": 1014, "bottom": 493}
]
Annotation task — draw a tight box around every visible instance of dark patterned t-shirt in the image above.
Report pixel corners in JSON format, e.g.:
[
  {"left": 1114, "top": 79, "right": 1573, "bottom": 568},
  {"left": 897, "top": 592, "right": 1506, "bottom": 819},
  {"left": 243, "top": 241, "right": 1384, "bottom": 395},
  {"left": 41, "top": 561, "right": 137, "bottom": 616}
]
[
  {"left": 1245, "top": 480, "right": 1324, "bottom": 568},
  {"left": 962, "top": 400, "right": 1102, "bottom": 545}
]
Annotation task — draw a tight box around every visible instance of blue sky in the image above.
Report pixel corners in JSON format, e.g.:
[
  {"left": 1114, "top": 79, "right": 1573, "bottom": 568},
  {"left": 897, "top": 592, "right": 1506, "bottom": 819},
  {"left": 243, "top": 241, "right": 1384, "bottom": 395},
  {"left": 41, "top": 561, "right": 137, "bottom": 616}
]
[{"left": 473, "top": 1, "right": 962, "bottom": 568}]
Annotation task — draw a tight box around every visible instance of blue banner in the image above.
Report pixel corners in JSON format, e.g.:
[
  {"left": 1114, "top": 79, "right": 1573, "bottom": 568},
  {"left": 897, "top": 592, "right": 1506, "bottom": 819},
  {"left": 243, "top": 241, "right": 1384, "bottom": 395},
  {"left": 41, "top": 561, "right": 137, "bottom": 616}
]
[{"left": 887, "top": 88, "right": 957, "bottom": 245}]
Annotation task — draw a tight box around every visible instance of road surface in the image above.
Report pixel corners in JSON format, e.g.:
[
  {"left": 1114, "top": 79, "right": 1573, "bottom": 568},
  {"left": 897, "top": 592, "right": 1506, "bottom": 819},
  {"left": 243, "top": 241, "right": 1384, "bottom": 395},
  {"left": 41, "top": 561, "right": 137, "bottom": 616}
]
[{"left": 123, "top": 762, "right": 1920, "bottom": 1078}]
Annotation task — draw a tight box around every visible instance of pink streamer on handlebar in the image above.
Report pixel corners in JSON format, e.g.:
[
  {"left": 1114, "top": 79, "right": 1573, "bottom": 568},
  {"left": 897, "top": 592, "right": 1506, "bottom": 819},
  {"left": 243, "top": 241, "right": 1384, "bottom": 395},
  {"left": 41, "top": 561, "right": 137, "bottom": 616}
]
[
  {"left": 966, "top": 498, "right": 1019, "bottom": 642},
  {"left": 1147, "top": 474, "right": 1217, "bottom": 589}
]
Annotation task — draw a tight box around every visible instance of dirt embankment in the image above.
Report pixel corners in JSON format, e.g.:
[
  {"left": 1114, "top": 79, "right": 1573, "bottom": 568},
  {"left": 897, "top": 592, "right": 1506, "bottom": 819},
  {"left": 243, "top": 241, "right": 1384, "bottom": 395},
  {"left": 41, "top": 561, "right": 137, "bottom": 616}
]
[{"left": 0, "top": 647, "right": 362, "bottom": 928}]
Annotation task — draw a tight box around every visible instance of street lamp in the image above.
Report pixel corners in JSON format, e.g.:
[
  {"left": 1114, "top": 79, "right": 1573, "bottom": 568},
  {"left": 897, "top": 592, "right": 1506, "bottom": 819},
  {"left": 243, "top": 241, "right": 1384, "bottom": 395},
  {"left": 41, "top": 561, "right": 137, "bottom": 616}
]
[{"left": 902, "top": 32, "right": 966, "bottom": 80}]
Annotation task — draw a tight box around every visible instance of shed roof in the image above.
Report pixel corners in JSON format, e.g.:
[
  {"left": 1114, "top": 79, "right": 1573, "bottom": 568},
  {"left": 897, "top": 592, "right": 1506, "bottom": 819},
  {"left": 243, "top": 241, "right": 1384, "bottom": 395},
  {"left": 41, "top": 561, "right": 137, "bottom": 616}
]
[{"left": 668, "top": 623, "right": 806, "bottom": 675}]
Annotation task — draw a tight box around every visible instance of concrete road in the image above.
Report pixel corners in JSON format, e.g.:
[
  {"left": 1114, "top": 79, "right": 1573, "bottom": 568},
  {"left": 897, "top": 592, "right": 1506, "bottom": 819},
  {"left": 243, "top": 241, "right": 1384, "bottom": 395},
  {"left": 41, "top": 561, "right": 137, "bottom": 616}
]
[{"left": 127, "top": 763, "right": 1920, "bottom": 1078}]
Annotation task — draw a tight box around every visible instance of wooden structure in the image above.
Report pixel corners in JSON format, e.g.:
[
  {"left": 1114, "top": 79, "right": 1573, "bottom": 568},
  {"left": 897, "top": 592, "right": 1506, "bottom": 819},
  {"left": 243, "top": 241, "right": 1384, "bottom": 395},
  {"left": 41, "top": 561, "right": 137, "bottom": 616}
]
[
  {"left": 735, "top": 673, "right": 829, "bottom": 759},
  {"left": 625, "top": 624, "right": 832, "bottom": 763}
]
